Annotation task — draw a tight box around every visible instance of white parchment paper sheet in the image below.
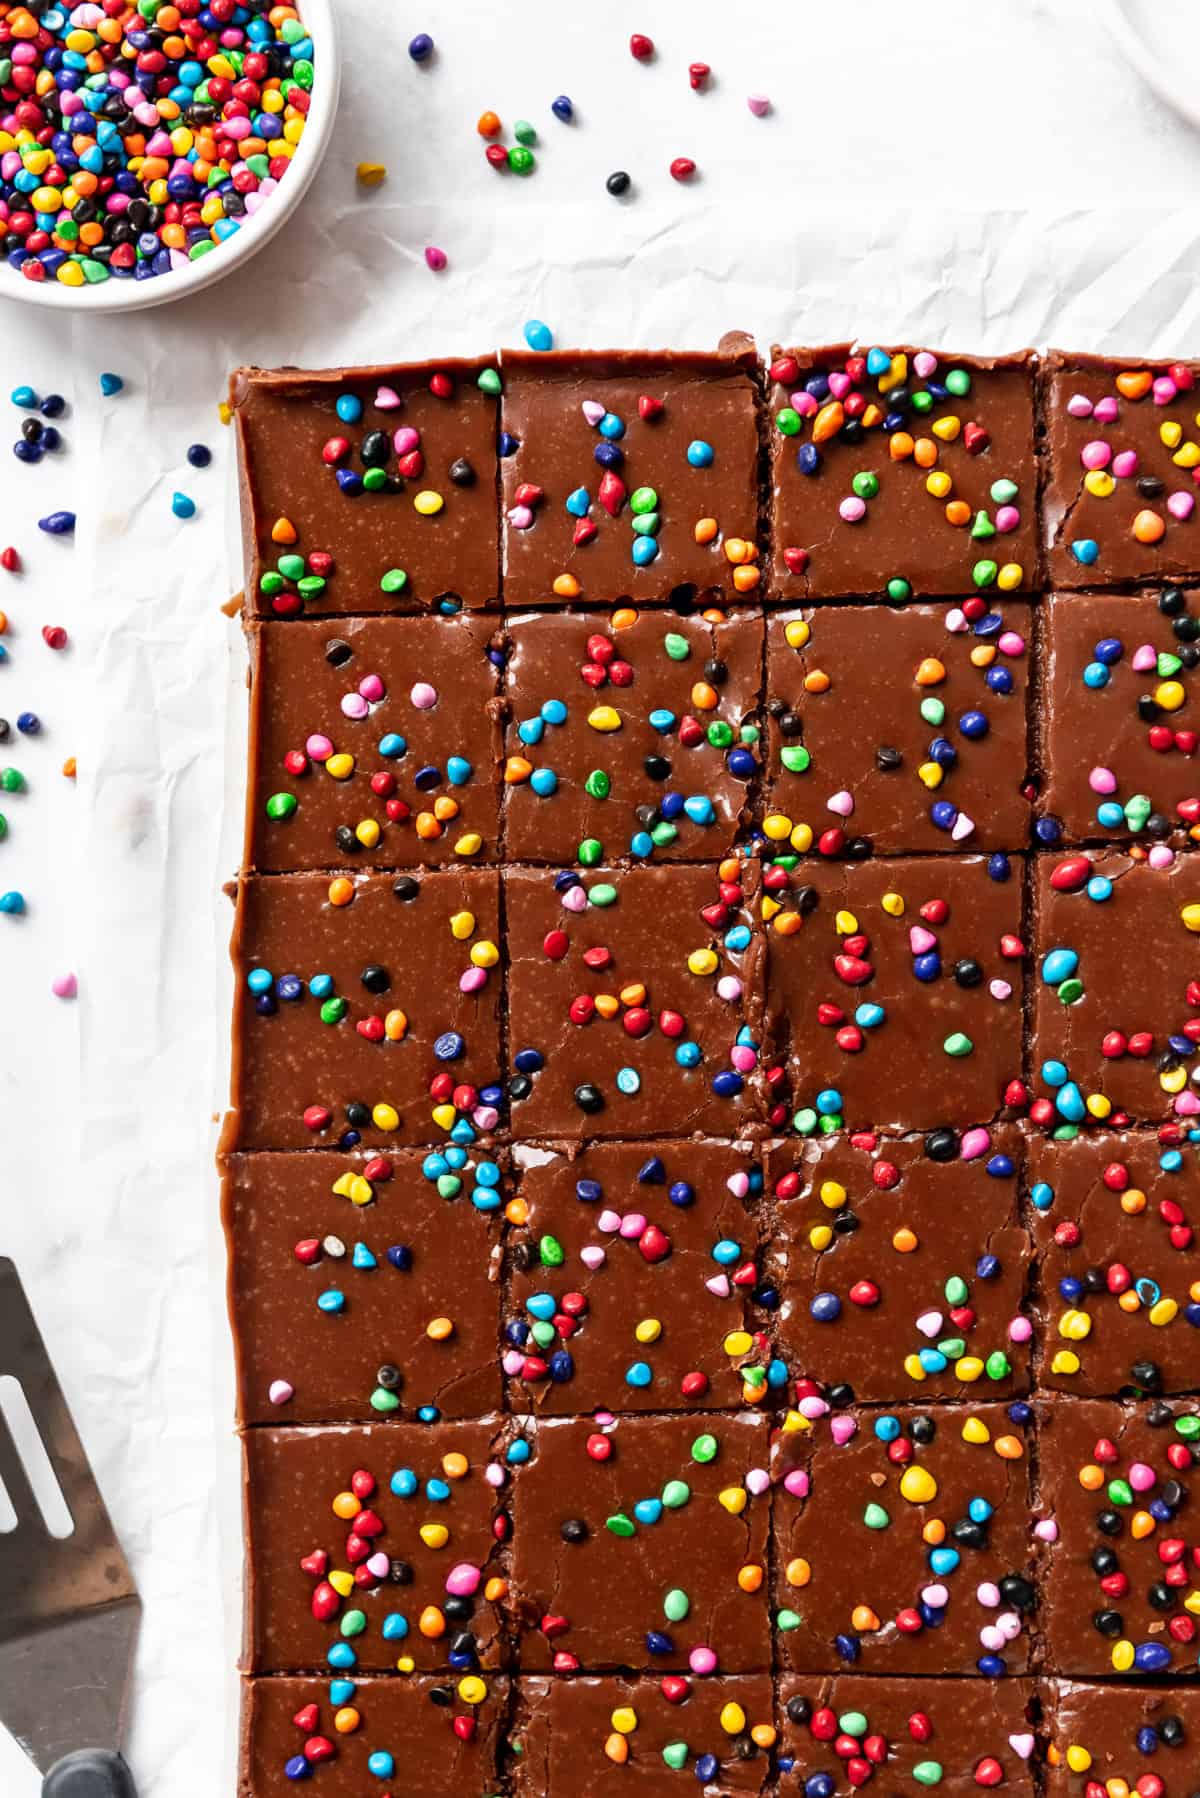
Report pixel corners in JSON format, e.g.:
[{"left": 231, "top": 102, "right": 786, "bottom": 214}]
[{"left": 4, "top": 1, "right": 1200, "bottom": 1790}]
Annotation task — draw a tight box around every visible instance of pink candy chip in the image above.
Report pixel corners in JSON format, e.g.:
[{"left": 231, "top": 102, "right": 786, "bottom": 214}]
[
  {"left": 410, "top": 681, "right": 438, "bottom": 709},
  {"left": 445, "top": 1561, "right": 482, "bottom": 1596},
  {"left": 51, "top": 972, "right": 77, "bottom": 999},
  {"left": 268, "top": 1380, "right": 294, "bottom": 1406}
]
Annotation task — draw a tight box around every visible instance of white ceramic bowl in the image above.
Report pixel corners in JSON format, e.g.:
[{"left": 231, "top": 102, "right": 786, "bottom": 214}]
[{"left": 0, "top": 0, "right": 340, "bottom": 315}]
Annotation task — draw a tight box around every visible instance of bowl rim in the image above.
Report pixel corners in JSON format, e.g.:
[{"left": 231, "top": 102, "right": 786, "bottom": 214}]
[{"left": 0, "top": 0, "right": 340, "bottom": 315}]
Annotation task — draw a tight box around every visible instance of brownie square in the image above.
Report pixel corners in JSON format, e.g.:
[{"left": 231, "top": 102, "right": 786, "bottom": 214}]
[
  {"left": 503, "top": 606, "right": 762, "bottom": 864},
  {"left": 771, "top": 1400, "right": 1038, "bottom": 1676},
  {"left": 1031, "top": 849, "right": 1200, "bottom": 1126},
  {"left": 1037, "top": 1396, "right": 1200, "bottom": 1677},
  {"left": 244, "top": 616, "right": 503, "bottom": 873},
  {"left": 777, "top": 1675, "right": 1040, "bottom": 1793},
  {"left": 510, "top": 1412, "right": 772, "bottom": 1671},
  {"left": 233, "top": 361, "right": 500, "bottom": 617},
  {"left": 767, "top": 344, "right": 1038, "bottom": 600},
  {"left": 767, "top": 1125, "right": 1031, "bottom": 1403},
  {"left": 762, "top": 854, "right": 1027, "bottom": 1134},
  {"left": 1039, "top": 589, "right": 1200, "bottom": 847},
  {"left": 1029, "top": 1129, "right": 1200, "bottom": 1398},
  {"left": 242, "top": 1419, "right": 512, "bottom": 1673},
  {"left": 499, "top": 347, "right": 762, "bottom": 606},
  {"left": 764, "top": 600, "right": 1033, "bottom": 854},
  {"left": 511, "top": 1674, "right": 775, "bottom": 1795},
  {"left": 504, "top": 861, "right": 765, "bottom": 1139},
  {"left": 229, "top": 868, "right": 503, "bottom": 1152},
  {"left": 224, "top": 1146, "right": 504, "bottom": 1425},
  {"left": 1043, "top": 1678, "right": 1200, "bottom": 1794},
  {"left": 238, "top": 1673, "right": 508, "bottom": 1795},
  {"left": 1042, "top": 352, "right": 1200, "bottom": 589},
  {"left": 505, "top": 1137, "right": 771, "bottom": 1415}
]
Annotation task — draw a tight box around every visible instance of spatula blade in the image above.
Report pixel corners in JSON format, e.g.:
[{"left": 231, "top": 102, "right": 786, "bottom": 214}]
[
  {"left": 0, "top": 1601, "right": 141, "bottom": 1774},
  {"left": 0, "top": 1259, "right": 141, "bottom": 1775}
]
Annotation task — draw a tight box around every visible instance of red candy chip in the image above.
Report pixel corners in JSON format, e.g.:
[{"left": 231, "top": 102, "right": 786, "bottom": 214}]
[
  {"left": 669, "top": 156, "right": 696, "bottom": 182},
  {"left": 637, "top": 1224, "right": 671, "bottom": 1263},
  {"left": 661, "top": 1675, "right": 690, "bottom": 1703},
  {"left": 974, "top": 1759, "right": 1004, "bottom": 1789},
  {"left": 299, "top": 1549, "right": 328, "bottom": 1578},
  {"left": 453, "top": 1716, "right": 476, "bottom": 1742},
  {"left": 629, "top": 31, "right": 654, "bottom": 58},
  {"left": 688, "top": 61, "right": 710, "bottom": 88},
  {"left": 0, "top": 547, "right": 20, "bottom": 572},
  {"left": 294, "top": 1238, "right": 321, "bottom": 1265},
  {"left": 303, "top": 1104, "right": 332, "bottom": 1132},
  {"left": 770, "top": 355, "right": 800, "bottom": 386},
  {"left": 543, "top": 929, "right": 569, "bottom": 961},
  {"left": 782, "top": 546, "right": 810, "bottom": 575},
  {"left": 1050, "top": 854, "right": 1091, "bottom": 892},
  {"left": 304, "top": 1736, "right": 335, "bottom": 1765},
  {"left": 292, "top": 1704, "right": 320, "bottom": 1733},
  {"left": 585, "top": 1432, "right": 612, "bottom": 1461},
  {"left": 834, "top": 953, "right": 873, "bottom": 985},
  {"left": 311, "top": 1581, "right": 339, "bottom": 1621},
  {"left": 638, "top": 395, "right": 664, "bottom": 421}
]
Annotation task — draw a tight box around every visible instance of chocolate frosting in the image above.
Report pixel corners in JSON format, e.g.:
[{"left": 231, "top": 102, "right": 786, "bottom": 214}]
[
  {"left": 1037, "top": 1396, "right": 1200, "bottom": 1677},
  {"left": 244, "top": 614, "right": 504, "bottom": 872},
  {"left": 499, "top": 349, "right": 761, "bottom": 607},
  {"left": 503, "top": 606, "right": 762, "bottom": 864},
  {"left": 1031, "top": 850, "right": 1200, "bottom": 1124},
  {"left": 506, "top": 1137, "right": 768, "bottom": 1415},
  {"left": 242, "top": 1418, "right": 513, "bottom": 1673},
  {"left": 772, "top": 1401, "right": 1037, "bottom": 1676},
  {"left": 1029, "top": 1130, "right": 1200, "bottom": 1397},
  {"left": 510, "top": 1412, "right": 771, "bottom": 1671},
  {"left": 768, "top": 1127, "right": 1030, "bottom": 1402},
  {"left": 505, "top": 861, "right": 764, "bottom": 1140},
  {"left": 229, "top": 868, "right": 502, "bottom": 1151},
  {"left": 512, "top": 1674, "right": 774, "bottom": 1794},
  {"left": 765, "top": 602, "right": 1032, "bottom": 854},
  {"left": 224, "top": 1148, "right": 504, "bottom": 1425},
  {"left": 1042, "top": 352, "right": 1200, "bottom": 589},
  {"left": 232, "top": 360, "right": 501, "bottom": 616},
  {"left": 763, "top": 854, "right": 1026, "bottom": 1132},
  {"left": 238, "top": 1674, "right": 508, "bottom": 1795},
  {"left": 1039, "top": 588, "right": 1200, "bottom": 846},
  {"left": 768, "top": 345, "right": 1038, "bottom": 600}
]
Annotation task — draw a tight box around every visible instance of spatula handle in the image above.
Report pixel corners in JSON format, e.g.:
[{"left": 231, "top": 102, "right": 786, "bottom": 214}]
[{"left": 42, "top": 1749, "right": 136, "bottom": 1798}]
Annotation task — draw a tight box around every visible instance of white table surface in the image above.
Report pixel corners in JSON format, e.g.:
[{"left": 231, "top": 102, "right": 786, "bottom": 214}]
[{"left": 3, "top": 0, "right": 1200, "bottom": 1789}]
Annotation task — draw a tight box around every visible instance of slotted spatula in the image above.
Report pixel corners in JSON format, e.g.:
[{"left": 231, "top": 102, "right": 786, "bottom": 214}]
[{"left": 0, "top": 1258, "right": 141, "bottom": 1797}]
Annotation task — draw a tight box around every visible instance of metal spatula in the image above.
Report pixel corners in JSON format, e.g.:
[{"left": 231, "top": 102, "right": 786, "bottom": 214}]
[{"left": 0, "top": 1258, "right": 141, "bottom": 1797}]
